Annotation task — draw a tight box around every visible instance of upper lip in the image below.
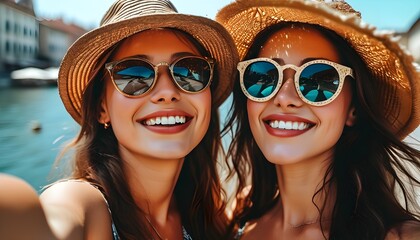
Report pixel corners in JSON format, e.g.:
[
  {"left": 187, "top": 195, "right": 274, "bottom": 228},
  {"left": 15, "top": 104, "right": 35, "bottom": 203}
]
[{"left": 137, "top": 110, "right": 193, "bottom": 124}]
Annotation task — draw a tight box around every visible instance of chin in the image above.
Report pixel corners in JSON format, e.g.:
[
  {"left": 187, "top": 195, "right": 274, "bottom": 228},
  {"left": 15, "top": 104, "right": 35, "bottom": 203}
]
[
  {"left": 262, "top": 149, "right": 308, "bottom": 166},
  {"left": 155, "top": 151, "right": 190, "bottom": 160},
  {"left": 147, "top": 144, "right": 193, "bottom": 159}
]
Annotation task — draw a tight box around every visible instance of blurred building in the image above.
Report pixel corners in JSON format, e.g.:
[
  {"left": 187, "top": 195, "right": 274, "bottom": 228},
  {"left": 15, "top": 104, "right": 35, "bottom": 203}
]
[
  {"left": 0, "top": 0, "right": 38, "bottom": 71},
  {"left": 398, "top": 17, "right": 420, "bottom": 64},
  {"left": 39, "top": 19, "right": 86, "bottom": 67},
  {"left": 0, "top": 0, "right": 87, "bottom": 72}
]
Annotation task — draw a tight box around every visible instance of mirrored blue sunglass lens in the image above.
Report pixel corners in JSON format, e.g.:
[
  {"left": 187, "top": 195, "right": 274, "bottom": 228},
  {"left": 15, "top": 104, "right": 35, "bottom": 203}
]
[
  {"left": 172, "top": 58, "right": 210, "bottom": 92},
  {"left": 299, "top": 63, "right": 339, "bottom": 103},
  {"left": 243, "top": 61, "right": 278, "bottom": 98},
  {"left": 113, "top": 60, "right": 155, "bottom": 96}
]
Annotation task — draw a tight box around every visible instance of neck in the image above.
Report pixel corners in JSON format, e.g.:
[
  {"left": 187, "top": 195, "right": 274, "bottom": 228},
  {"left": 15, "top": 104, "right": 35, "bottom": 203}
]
[
  {"left": 275, "top": 157, "right": 335, "bottom": 228},
  {"left": 121, "top": 151, "right": 184, "bottom": 225}
]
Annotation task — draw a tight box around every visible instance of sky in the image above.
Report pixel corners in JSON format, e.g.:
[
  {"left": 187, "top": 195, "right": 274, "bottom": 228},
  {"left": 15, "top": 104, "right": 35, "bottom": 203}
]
[{"left": 33, "top": 0, "right": 419, "bottom": 32}]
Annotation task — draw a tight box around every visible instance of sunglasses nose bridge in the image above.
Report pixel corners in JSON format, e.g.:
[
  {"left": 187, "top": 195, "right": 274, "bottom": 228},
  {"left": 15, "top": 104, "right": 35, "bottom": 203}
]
[
  {"left": 155, "top": 61, "right": 170, "bottom": 73},
  {"left": 154, "top": 61, "right": 174, "bottom": 79},
  {"left": 155, "top": 61, "right": 169, "bottom": 68},
  {"left": 150, "top": 61, "right": 182, "bottom": 102},
  {"left": 280, "top": 64, "right": 298, "bottom": 81},
  {"left": 271, "top": 63, "right": 304, "bottom": 107}
]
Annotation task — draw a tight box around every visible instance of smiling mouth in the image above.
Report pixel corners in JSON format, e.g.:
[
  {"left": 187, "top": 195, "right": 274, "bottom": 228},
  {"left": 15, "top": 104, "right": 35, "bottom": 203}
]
[
  {"left": 143, "top": 115, "right": 188, "bottom": 126},
  {"left": 266, "top": 120, "right": 312, "bottom": 130}
]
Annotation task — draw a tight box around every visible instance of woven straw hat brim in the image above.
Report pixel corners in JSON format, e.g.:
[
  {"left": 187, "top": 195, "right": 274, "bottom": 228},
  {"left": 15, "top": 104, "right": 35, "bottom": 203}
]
[
  {"left": 216, "top": 0, "right": 420, "bottom": 139},
  {"left": 59, "top": 13, "right": 238, "bottom": 124}
]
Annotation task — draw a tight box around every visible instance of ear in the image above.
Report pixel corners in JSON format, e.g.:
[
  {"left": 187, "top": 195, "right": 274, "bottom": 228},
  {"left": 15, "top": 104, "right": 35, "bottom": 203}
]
[
  {"left": 98, "top": 98, "right": 110, "bottom": 124},
  {"left": 345, "top": 106, "right": 356, "bottom": 127}
]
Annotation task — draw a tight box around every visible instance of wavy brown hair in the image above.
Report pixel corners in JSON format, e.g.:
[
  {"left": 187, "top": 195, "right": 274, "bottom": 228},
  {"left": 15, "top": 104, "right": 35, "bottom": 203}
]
[
  {"left": 223, "top": 22, "right": 420, "bottom": 239},
  {"left": 62, "top": 29, "right": 228, "bottom": 240}
]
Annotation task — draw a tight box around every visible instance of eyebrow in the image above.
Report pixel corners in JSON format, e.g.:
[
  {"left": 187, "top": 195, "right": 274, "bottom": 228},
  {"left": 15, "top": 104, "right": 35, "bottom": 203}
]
[{"left": 271, "top": 57, "right": 334, "bottom": 65}]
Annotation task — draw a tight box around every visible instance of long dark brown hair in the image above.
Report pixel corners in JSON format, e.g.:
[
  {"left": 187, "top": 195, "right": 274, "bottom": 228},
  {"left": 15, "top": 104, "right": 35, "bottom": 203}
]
[
  {"left": 223, "top": 22, "right": 420, "bottom": 239},
  {"left": 62, "top": 28, "right": 228, "bottom": 239}
]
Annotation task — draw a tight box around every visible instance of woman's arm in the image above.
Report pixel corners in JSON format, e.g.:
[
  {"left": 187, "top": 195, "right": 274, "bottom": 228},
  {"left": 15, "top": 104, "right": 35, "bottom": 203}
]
[{"left": 0, "top": 174, "right": 56, "bottom": 240}]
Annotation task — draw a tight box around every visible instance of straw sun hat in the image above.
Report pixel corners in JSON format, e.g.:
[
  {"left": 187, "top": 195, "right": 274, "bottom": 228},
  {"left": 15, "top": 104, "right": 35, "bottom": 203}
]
[
  {"left": 216, "top": 0, "right": 420, "bottom": 139},
  {"left": 59, "top": 0, "right": 238, "bottom": 124}
]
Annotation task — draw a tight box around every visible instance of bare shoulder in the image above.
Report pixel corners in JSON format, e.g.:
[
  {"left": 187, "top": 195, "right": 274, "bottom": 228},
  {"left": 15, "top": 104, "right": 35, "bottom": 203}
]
[
  {"left": 40, "top": 180, "right": 106, "bottom": 208},
  {"left": 386, "top": 220, "right": 420, "bottom": 240},
  {"left": 40, "top": 180, "right": 114, "bottom": 240}
]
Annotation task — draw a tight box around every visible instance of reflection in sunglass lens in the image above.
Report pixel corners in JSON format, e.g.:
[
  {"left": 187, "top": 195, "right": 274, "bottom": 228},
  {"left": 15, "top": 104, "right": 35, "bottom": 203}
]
[
  {"left": 244, "top": 61, "right": 278, "bottom": 98},
  {"left": 173, "top": 58, "right": 211, "bottom": 92},
  {"left": 112, "top": 60, "right": 155, "bottom": 96},
  {"left": 299, "top": 63, "right": 339, "bottom": 103}
]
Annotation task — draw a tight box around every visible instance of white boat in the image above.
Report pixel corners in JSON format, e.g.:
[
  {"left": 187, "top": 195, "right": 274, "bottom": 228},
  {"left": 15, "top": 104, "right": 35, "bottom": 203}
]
[{"left": 11, "top": 67, "right": 58, "bottom": 86}]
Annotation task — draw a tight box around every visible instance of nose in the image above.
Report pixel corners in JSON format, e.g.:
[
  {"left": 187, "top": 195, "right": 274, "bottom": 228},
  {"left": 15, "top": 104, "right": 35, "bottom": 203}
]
[
  {"left": 150, "top": 64, "right": 181, "bottom": 103},
  {"left": 272, "top": 68, "right": 303, "bottom": 108}
]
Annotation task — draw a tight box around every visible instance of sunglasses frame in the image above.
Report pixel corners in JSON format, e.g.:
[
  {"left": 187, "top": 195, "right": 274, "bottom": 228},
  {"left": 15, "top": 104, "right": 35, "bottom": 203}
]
[
  {"left": 237, "top": 58, "right": 354, "bottom": 106},
  {"left": 105, "top": 55, "right": 214, "bottom": 98}
]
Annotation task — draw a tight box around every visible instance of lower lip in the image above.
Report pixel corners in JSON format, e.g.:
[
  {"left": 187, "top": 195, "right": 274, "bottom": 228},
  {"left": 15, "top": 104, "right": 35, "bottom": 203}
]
[
  {"left": 142, "top": 120, "right": 192, "bottom": 134},
  {"left": 264, "top": 122, "right": 311, "bottom": 137}
]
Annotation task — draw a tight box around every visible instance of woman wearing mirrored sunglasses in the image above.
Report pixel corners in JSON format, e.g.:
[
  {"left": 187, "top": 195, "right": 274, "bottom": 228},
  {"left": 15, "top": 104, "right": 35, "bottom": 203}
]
[
  {"left": 217, "top": 0, "right": 420, "bottom": 239},
  {"left": 0, "top": 0, "right": 239, "bottom": 240}
]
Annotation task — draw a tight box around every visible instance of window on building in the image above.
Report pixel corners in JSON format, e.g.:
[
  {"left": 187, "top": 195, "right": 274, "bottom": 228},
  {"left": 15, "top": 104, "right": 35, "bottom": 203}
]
[
  {"left": 5, "top": 21, "right": 10, "bottom": 33},
  {"left": 14, "top": 43, "right": 18, "bottom": 55},
  {"left": 5, "top": 41, "right": 10, "bottom": 53}
]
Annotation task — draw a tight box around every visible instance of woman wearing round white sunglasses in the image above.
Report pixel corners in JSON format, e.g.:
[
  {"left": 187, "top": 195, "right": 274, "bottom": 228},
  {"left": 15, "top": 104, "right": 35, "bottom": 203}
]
[{"left": 217, "top": 0, "right": 420, "bottom": 239}]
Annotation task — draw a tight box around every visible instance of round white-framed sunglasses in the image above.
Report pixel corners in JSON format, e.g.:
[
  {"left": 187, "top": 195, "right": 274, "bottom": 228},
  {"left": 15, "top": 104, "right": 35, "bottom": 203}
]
[{"left": 237, "top": 58, "right": 354, "bottom": 106}]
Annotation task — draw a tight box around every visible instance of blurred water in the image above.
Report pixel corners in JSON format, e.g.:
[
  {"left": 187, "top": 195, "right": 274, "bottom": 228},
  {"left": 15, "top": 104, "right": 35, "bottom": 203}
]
[{"left": 0, "top": 87, "right": 79, "bottom": 191}]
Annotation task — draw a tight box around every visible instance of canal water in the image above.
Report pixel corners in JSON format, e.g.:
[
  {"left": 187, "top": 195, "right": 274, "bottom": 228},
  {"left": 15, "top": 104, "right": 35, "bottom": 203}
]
[{"left": 0, "top": 86, "right": 79, "bottom": 191}]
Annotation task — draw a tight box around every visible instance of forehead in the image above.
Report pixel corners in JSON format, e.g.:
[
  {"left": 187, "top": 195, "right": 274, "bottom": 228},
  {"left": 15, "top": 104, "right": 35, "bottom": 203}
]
[
  {"left": 111, "top": 28, "right": 201, "bottom": 60},
  {"left": 258, "top": 25, "right": 340, "bottom": 64}
]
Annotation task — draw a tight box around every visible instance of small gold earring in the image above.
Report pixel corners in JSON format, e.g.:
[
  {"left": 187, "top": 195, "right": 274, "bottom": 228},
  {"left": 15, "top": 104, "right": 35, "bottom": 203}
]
[{"left": 104, "top": 122, "right": 110, "bottom": 129}]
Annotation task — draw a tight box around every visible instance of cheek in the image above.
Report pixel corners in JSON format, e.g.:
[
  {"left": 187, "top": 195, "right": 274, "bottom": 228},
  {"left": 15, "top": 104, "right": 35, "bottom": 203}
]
[
  {"left": 194, "top": 89, "right": 212, "bottom": 128},
  {"left": 104, "top": 78, "right": 120, "bottom": 108},
  {"left": 314, "top": 82, "right": 354, "bottom": 135},
  {"left": 331, "top": 81, "right": 354, "bottom": 123},
  {"left": 247, "top": 100, "right": 264, "bottom": 133},
  {"left": 203, "top": 91, "right": 212, "bottom": 122},
  {"left": 104, "top": 81, "right": 140, "bottom": 122}
]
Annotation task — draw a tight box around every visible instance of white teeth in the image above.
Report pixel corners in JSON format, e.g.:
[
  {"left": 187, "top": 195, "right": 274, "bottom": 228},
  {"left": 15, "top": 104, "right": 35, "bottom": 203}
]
[
  {"left": 298, "top": 122, "right": 306, "bottom": 130},
  {"left": 272, "top": 121, "right": 279, "bottom": 128},
  {"left": 269, "top": 120, "right": 310, "bottom": 130},
  {"left": 279, "top": 121, "right": 286, "bottom": 129},
  {"left": 168, "top": 116, "right": 175, "bottom": 124},
  {"left": 145, "top": 116, "right": 186, "bottom": 126}
]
